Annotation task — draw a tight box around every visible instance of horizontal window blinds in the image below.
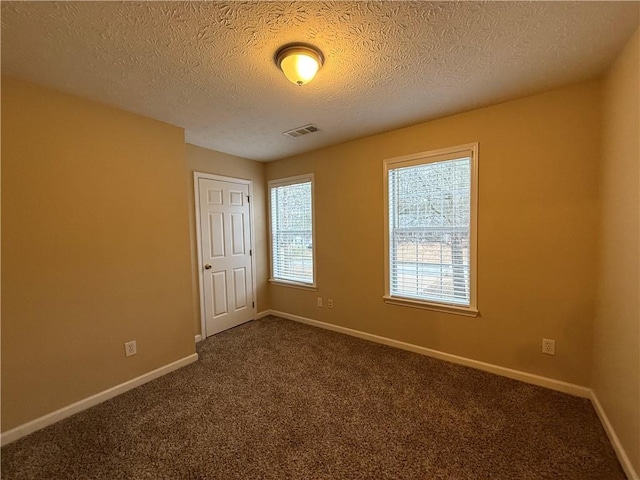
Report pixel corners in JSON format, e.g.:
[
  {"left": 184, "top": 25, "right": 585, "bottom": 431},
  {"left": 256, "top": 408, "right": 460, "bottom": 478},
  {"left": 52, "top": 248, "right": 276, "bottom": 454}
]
[
  {"left": 388, "top": 157, "right": 471, "bottom": 306},
  {"left": 270, "top": 179, "right": 314, "bottom": 284}
]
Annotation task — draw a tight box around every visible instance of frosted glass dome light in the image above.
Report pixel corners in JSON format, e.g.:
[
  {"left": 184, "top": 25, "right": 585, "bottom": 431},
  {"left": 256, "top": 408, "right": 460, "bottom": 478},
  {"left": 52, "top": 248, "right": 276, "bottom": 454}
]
[{"left": 275, "top": 45, "right": 324, "bottom": 86}]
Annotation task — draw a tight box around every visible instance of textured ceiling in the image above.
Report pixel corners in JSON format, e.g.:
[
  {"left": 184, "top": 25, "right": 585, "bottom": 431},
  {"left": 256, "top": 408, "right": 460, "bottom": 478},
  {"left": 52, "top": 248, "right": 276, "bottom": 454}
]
[{"left": 1, "top": 1, "right": 638, "bottom": 161}]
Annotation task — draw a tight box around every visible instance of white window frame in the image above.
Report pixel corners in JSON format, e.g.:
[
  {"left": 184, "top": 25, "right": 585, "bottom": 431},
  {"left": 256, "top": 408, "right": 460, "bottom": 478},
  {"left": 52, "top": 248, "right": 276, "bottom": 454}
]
[
  {"left": 268, "top": 174, "right": 317, "bottom": 290},
  {"left": 383, "top": 143, "right": 479, "bottom": 317}
]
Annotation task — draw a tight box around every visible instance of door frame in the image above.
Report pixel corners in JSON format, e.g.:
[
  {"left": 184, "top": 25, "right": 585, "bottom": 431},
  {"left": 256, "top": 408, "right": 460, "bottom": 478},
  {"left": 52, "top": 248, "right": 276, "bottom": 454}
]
[{"left": 193, "top": 172, "right": 257, "bottom": 338}]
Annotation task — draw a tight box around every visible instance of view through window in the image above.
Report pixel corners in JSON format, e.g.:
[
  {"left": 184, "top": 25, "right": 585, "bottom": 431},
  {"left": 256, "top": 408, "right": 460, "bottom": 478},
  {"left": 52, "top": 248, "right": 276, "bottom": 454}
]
[
  {"left": 385, "top": 144, "right": 477, "bottom": 313},
  {"left": 269, "top": 175, "right": 314, "bottom": 286}
]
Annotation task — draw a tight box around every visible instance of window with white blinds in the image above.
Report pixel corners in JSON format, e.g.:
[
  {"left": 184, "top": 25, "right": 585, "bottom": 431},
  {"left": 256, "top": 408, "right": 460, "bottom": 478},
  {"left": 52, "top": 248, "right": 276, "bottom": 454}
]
[
  {"left": 268, "top": 175, "right": 315, "bottom": 286},
  {"left": 384, "top": 144, "right": 478, "bottom": 315}
]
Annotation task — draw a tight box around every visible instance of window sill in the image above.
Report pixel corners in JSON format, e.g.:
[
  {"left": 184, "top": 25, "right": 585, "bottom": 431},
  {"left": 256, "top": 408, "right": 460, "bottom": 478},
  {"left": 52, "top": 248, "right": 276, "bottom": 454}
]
[
  {"left": 383, "top": 296, "right": 479, "bottom": 317},
  {"left": 269, "top": 279, "right": 317, "bottom": 291}
]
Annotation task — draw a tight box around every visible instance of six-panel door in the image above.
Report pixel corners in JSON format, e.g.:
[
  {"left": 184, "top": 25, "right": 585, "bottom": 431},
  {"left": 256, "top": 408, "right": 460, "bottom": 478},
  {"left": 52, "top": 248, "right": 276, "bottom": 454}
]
[{"left": 199, "top": 178, "right": 254, "bottom": 336}]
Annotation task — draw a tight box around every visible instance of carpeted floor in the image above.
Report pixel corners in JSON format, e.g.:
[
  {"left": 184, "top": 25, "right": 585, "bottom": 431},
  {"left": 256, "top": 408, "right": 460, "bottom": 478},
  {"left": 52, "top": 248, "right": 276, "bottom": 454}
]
[{"left": 1, "top": 316, "right": 626, "bottom": 479}]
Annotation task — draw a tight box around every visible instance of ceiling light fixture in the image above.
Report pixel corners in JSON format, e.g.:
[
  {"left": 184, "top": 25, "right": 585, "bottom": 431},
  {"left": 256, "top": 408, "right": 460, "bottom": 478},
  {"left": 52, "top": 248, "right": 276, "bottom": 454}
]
[{"left": 275, "top": 44, "right": 324, "bottom": 86}]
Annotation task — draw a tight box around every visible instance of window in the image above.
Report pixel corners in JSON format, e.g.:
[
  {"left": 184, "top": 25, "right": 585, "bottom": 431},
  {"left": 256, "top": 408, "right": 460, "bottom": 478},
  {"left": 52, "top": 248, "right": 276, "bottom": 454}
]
[
  {"left": 384, "top": 144, "right": 478, "bottom": 316},
  {"left": 268, "top": 175, "right": 315, "bottom": 287}
]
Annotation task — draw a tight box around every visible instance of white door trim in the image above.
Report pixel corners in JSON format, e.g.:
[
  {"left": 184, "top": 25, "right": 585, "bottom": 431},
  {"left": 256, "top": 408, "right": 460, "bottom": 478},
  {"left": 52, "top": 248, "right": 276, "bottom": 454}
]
[{"left": 193, "top": 172, "right": 257, "bottom": 338}]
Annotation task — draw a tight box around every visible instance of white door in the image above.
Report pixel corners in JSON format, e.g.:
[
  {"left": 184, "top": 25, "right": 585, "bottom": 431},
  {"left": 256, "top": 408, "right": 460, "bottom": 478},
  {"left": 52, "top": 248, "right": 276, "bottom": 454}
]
[{"left": 198, "top": 177, "right": 254, "bottom": 336}]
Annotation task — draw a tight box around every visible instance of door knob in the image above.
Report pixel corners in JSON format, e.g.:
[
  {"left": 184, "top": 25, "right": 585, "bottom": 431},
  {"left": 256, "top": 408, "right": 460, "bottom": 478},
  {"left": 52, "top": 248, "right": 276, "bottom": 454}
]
[{"left": 204, "top": 264, "right": 212, "bottom": 270}]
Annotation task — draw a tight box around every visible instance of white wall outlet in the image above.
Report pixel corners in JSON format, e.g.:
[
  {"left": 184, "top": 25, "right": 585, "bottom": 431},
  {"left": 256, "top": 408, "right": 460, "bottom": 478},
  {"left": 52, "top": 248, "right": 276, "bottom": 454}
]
[
  {"left": 124, "top": 340, "right": 137, "bottom": 357},
  {"left": 542, "top": 338, "right": 556, "bottom": 355},
  {"left": 327, "top": 299, "right": 334, "bottom": 309},
  {"left": 317, "top": 297, "right": 323, "bottom": 308}
]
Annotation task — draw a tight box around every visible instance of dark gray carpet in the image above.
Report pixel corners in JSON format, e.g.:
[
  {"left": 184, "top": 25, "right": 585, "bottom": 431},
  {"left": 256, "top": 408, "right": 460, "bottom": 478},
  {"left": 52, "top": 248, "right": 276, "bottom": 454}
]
[{"left": 1, "top": 316, "right": 626, "bottom": 479}]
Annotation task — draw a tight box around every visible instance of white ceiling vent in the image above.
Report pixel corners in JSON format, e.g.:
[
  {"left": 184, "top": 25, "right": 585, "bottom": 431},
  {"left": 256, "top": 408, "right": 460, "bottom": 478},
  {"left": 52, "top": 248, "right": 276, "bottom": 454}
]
[{"left": 283, "top": 124, "right": 320, "bottom": 138}]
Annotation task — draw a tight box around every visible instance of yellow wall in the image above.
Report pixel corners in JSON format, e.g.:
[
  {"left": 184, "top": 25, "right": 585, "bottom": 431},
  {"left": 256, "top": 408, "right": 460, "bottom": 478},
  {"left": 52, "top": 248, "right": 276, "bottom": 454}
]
[
  {"left": 593, "top": 29, "right": 640, "bottom": 475},
  {"left": 266, "top": 81, "right": 601, "bottom": 387},
  {"left": 185, "top": 144, "right": 268, "bottom": 336},
  {"left": 1, "top": 77, "right": 195, "bottom": 431}
]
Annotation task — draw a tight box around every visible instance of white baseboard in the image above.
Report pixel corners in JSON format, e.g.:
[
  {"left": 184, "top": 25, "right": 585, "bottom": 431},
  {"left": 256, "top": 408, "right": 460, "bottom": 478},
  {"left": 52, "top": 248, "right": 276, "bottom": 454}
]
[
  {"left": 260, "top": 309, "right": 590, "bottom": 398},
  {"left": 1, "top": 353, "right": 199, "bottom": 447},
  {"left": 590, "top": 390, "right": 639, "bottom": 480},
  {"left": 195, "top": 334, "right": 203, "bottom": 343}
]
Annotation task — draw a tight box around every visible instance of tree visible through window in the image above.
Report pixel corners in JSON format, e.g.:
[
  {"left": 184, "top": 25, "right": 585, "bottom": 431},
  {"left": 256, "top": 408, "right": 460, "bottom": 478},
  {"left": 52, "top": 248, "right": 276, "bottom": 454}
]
[
  {"left": 269, "top": 175, "right": 314, "bottom": 286},
  {"left": 385, "top": 144, "right": 478, "bottom": 313}
]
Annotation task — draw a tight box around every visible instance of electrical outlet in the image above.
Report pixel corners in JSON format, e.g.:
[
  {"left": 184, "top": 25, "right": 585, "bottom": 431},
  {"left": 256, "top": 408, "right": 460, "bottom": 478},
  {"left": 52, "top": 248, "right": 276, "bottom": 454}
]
[
  {"left": 327, "top": 299, "right": 334, "bottom": 309},
  {"left": 542, "top": 338, "right": 556, "bottom": 355},
  {"left": 124, "top": 340, "right": 137, "bottom": 357},
  {"left": 317, "top": 297, "right": 323, "bottom": 308}
]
